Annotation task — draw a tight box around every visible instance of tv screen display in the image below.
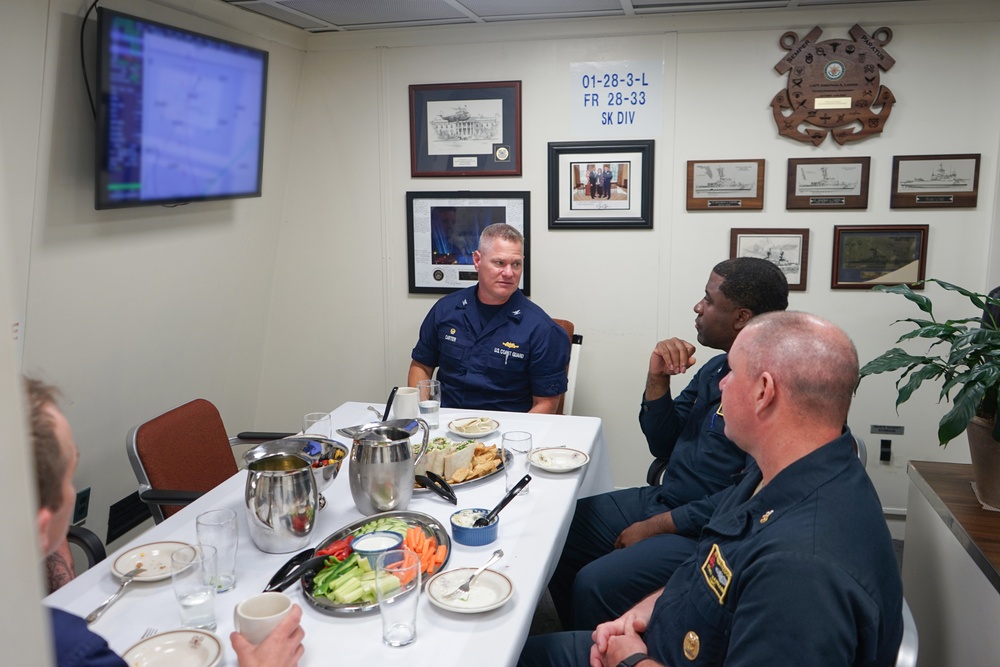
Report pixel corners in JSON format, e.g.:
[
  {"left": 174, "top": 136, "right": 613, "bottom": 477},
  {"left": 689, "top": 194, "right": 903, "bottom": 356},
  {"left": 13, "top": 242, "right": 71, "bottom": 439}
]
[{"left": 95, "top": 8, "right": 268, "bottom": 209}]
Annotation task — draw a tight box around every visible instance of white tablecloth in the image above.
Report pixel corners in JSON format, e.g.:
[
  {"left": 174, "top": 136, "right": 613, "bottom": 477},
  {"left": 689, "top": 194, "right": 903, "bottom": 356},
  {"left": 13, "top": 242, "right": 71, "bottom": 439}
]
[{"left": 46, "top": 402, "right": 612, "bottom": 666}]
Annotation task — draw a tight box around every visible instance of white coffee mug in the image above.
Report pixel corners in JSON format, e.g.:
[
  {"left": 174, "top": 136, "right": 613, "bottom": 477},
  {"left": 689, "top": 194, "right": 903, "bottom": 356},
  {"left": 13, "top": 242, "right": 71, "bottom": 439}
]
[
  {"left": 392, "top": 387, "right": 420, "bottom": 420},
  {"left": 233, "top": 592, "right": 293, "bottom": 645}
]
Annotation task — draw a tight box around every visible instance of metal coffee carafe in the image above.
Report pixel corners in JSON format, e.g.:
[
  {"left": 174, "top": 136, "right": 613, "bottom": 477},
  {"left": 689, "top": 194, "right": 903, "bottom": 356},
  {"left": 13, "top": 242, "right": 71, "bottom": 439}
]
[
  {"left": 243, "top": 451, "right": 318, "bottom": 553},
  {"left": 348, "top": 418, "right": 429, "bottom": 515}
]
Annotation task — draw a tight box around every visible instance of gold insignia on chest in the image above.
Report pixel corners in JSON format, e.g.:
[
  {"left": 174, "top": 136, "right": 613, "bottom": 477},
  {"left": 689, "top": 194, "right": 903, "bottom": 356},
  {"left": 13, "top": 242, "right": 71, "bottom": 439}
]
[
  {"left": 760, "top": 509, "right": 774, "bottom": 523},
  {"left": 700, "top": 543, "right": 732, "bottom": 604},
  {"left": 501, "top": 341, "right": 519, "bottom": 349},
  {"left": 683, "top": 631, "right": 700, "bottom": 660}
]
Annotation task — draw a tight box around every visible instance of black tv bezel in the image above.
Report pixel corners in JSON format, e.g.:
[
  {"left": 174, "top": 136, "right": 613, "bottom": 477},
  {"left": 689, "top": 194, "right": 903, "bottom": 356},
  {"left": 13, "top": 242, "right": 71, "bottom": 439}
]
[{"left": 94, "top": 7, "right": 269, "bottom": 210}]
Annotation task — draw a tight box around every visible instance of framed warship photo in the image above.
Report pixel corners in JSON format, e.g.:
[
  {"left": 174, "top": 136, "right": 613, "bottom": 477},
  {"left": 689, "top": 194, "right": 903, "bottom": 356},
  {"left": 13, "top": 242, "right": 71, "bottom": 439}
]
[
  {"left": 787, "top": 157, "right": 870, "bottom": 210},
  {"left": 890, "top": 154, "right": 980, "bottom": 208},
  {"left": 730, "top": 228, "right": 809, "bottom": 291},
  {"left": 406, "top": 191, "right": 530, "bottom": 294},
  {"left": 409, "top": 81, "right": 521, "bottom": 177},
  {"left": 831, "top": 225, "right": 928, "bottom": 290},
  {"left": 686, "top": 160, "right": 765, "bottom": 211},
  {"left": 547, "top": 140, "right": 654, "bottom": 229}
]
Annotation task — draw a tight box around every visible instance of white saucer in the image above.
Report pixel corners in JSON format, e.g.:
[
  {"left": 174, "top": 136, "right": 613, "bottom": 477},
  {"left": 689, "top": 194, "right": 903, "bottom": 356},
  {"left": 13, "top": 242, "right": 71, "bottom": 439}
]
[
  {"left": 447, "top": 417, "right": 500, "bottom": 439},
  {"left": 122, "top": 629, "right": 222, "bottom": 667},
  {"left": 426, "top": 567, "right": 514, "bottom": 613},
  {"left": 113, "top": 541, "right": 190, "bottom": 582},
  {"left": 529, "top": 447, "right": 590, "bottom": 473}
]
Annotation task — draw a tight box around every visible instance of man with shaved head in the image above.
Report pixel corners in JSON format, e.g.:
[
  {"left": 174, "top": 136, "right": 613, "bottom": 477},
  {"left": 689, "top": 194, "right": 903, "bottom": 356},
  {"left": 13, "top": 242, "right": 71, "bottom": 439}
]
[{"left": 522, "top": 313, "right": 903, "bottom": 667}]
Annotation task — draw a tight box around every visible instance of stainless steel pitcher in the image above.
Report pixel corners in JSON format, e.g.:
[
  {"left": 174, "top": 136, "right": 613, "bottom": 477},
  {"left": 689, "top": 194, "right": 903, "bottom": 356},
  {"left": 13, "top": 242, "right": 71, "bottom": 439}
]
[
  {"left": 243, "top": 451, "right": 318, "bottom": 553},
  {"left": 348, "top": 418, "right": 429, "bottom": 515}
]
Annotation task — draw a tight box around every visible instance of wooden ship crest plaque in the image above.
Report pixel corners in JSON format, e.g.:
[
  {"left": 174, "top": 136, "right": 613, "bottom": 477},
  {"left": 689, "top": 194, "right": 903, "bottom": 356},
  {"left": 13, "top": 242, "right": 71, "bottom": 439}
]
[{"left": 771, "top": 25, "right": 896, "bottom": 146}]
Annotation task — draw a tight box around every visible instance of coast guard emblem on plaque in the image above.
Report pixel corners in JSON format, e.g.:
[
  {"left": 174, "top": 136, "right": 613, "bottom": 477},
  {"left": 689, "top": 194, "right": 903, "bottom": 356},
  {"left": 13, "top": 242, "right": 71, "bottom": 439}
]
[{"left": 771, "top": 25, "right": 896, "bottom": 145}]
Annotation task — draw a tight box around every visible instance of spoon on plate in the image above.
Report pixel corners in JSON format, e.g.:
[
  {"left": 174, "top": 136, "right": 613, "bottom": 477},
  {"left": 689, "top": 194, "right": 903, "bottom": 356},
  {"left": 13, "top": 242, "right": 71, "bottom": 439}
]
[{"left": 474, "top": 474, "right": 531, "bottom": 526}]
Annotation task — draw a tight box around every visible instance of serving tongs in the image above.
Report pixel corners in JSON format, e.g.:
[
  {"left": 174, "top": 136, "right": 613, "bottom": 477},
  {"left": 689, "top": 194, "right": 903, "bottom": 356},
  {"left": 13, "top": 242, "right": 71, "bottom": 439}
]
[
  {"left": 264, "top": 547, "right": 328, "bottom": 593},
  {"left": 415, "top": 470, "right": 457, "bottom": 504},
  {"left": 474, "top": 474, "right": 531, "bottom": 526}
]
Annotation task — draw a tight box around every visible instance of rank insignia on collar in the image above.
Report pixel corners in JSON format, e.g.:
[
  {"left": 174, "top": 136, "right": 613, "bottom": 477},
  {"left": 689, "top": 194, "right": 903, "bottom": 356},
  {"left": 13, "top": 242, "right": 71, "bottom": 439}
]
[
  {"left": 760, "top": 509, "right": 774, "bottom": 524},
  {"left": 700, "top": 543, "right": 732, "bottom": 604},
  {"left": 512, "top": 309, "right": 521, "bottom": 315}
]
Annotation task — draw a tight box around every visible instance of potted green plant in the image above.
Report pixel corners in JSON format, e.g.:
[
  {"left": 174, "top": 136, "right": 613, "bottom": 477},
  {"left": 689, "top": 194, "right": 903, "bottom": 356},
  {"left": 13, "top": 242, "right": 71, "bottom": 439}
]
[{"left": 859, "top": 279, "right": 1000, "bottom": 506}]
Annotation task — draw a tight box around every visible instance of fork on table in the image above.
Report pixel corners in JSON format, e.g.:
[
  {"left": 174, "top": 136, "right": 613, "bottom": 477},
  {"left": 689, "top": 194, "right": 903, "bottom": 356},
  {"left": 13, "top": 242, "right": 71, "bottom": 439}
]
[{"left": 442, "top": 549, "right": 504, "bottom": 600}]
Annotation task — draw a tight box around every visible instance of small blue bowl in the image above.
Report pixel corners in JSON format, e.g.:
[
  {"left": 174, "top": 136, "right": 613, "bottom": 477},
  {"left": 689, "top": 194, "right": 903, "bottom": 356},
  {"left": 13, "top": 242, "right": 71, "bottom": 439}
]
[
  {"left": 351, "top": 531, "right": 403, "bottom": 568},
  {"left": 450, "top": 508, "right": 499, "bottom": 547}
]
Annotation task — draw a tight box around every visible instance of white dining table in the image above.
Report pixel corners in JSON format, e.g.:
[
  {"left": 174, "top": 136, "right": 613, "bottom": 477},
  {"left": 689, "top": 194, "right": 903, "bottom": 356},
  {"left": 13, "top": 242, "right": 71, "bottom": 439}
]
[{"left": 46, "top": 402, "right": 612, "bottom": 666}]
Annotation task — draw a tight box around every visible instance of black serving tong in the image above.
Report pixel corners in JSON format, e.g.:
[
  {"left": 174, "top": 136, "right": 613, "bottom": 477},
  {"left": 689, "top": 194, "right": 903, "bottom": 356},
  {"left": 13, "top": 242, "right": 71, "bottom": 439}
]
[
  {"left": 415, "top": 470, "right": 457, "bottom": 504},
  {"left": 264, "top": 547, "right": 327, "bottom": 593},
  {"left": 474, "top": 474, "right": 531, "bottom": 526},
  {"left": 381, "top": 386, "right": 398, "bottom": 421}
]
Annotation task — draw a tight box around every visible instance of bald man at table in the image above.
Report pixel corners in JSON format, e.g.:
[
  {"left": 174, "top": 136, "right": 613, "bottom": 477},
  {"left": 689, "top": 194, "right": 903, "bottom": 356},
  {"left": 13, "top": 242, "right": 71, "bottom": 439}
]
[
  {"left": 520, "top": 313, "right": 903, "bottom": 667},
  {"left": 27, "top": 378, "right": 305, "bottom": 667}
]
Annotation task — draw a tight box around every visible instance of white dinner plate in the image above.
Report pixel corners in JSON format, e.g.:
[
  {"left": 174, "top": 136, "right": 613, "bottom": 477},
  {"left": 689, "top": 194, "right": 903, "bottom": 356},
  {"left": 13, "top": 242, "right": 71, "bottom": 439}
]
[
  {"left": 447, "top": 417, "right": 500, "bottom": 439},
  {"left": 113, "top": 541, "right": 190, "bottom": 582},
  {"left": 122, "top": 629, "right": 222, "bottom": 667},
  {"left": 529, "top": 447, "right": 590, "bottom": 473},
  {"left": 426, "top": 567, "right": 514, "bottom": 614}
]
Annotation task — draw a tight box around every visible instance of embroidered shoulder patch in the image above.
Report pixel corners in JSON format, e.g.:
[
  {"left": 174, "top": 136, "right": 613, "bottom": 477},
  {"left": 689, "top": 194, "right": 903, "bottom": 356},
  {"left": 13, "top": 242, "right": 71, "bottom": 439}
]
[{"left": 700, "top": 543, "right": 733, "bottom": 604}]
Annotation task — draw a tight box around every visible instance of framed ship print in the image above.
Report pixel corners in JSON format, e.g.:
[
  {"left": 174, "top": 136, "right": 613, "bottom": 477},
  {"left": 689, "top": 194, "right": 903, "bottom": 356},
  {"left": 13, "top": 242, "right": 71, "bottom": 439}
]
[
  {"left": 730, "top": 228, "right": 809, "bottom": 291},
  {"left": 686, "top": 160, "right": 765, "bottom": 210},
  {"left": 831, "top": 225, "right": 928, "bottom": 290},
  {"left": 787, "top": 157, "right": 870, "bottom": 209},
  {"left": 409, "top": 81, "right": 521, "bottom": 177},
  {"left": 890, "top": 154, "right": 980, "bottom": 208}
]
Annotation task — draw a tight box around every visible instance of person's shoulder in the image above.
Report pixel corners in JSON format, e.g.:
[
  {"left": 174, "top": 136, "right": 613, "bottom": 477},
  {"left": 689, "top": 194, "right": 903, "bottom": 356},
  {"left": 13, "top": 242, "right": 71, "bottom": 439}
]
[{"left": 432, "top": 285, "right": 477, "bottom": 309}]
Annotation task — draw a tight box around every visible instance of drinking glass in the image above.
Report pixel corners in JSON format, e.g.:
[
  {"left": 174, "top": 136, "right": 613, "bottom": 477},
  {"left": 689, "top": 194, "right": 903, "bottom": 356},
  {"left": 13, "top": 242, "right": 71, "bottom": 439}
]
[
  {"left": 302, "top": 412, "right": 328, "bottom": 435},
  {"left": 502, "top": 431, "right": 532, "bottom": 495},
  {"left": 416, "top": 379, "right": 441, "bottom": 428},
  {"left": 171, "top": 544, "right": 218, "bottom": 630},
  {"left": 375, "top": 548, "right": 421, "bottom": 647},
  {"left": 196, "top": 509, "right": 238, "bottom": 592}
]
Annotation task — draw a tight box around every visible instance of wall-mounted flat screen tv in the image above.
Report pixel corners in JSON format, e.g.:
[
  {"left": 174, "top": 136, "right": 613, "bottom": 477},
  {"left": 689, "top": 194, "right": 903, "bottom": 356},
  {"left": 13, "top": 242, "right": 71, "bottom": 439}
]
[{"left": 95, "top": 8, "right": 268, "bottom": 209}]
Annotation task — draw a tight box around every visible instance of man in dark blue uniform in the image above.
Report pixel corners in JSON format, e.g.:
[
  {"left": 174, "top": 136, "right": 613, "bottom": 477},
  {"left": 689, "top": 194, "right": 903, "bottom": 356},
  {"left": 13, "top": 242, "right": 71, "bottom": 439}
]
[
  {"left": 409, "top": 223, "right": 569, "bottom": 413},
  {"left": 28, "top": 379, "right": 305, "bottom": 667},
  {"left": 549, "top": 257, "right": 788, "bottom": 630},
  {"left": 522, "top": 312, "right": 903, "bottom": 667}
]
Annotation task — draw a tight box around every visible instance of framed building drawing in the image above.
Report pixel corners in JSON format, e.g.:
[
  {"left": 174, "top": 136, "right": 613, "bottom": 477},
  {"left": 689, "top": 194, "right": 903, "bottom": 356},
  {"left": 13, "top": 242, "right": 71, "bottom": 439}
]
[
  {"left": 409, "top": 81, "right": 522, "bottom": 177},
  {"left": 786, "top": 157, "right": 870, "bottom": 209},
  {"left": 831, "top": 225, "right": 928, "bottom": 289},
  {"left": 547, "top": 140, "right": 654, "bottom": 229},
  {"left": 406, "top": 191, "right": 530, "bottom": 294},
  {"left": 730, "top": 228, "right": 809, "bottom": 291},
  {"left": 890, "top": 154, "right": 980, "bottom": 208},
  {"left": 687, "top": 159, "right": 765, "bottom": 210}
]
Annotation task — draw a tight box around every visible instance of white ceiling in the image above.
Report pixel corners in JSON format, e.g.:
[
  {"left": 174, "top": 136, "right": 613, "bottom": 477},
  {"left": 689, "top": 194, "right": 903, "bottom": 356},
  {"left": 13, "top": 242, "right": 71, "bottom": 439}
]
[{"left": 218, "top": 0, "right": 926, "bottom": 33}]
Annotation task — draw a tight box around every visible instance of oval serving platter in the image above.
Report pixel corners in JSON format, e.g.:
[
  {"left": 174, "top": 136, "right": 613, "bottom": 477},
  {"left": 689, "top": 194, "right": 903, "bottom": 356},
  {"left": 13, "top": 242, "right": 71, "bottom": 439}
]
[{"left": 301, "top": 510, "right": 451, "bottom": 615}]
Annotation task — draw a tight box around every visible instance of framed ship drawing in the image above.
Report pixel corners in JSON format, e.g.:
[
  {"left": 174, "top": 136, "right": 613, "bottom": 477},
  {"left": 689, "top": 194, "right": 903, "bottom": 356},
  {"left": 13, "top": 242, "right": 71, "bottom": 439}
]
[
  {"left": 786, "top": 157, "right": 870, "bottom": 210},
  {"left": 686, "top": 160, "right": 764, "bottom": 211},
  {"left": 891, "top": 154, "right": 980, "bottom": 208},
  {"left": 409, "top": 81, "right": 522, "bottom": 177},
  {"left": 730, "top": 228, "right": 809, "bottom": 291}
]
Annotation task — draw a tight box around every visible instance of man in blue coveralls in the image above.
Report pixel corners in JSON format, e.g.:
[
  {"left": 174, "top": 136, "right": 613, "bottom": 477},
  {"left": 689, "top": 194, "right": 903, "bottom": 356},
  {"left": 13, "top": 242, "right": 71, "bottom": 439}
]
[
  {"left": 549, "top": 257, "right": 788, "bottom": 631},
  {"left": 408, "top": 223, "right": 570, "bottom": 413},
  {"left": 522, "top": 312, "right": 903, "bottom": 667}
]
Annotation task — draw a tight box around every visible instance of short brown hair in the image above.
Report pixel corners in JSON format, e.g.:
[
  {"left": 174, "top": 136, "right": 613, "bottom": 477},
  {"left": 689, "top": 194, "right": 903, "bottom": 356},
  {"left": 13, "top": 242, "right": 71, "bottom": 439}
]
[
  {"left": 478, "top": 223, "right": 524, "bottom": 252},
  {"left": 25, "top": 377, "right": 65, "bottom": 511}
]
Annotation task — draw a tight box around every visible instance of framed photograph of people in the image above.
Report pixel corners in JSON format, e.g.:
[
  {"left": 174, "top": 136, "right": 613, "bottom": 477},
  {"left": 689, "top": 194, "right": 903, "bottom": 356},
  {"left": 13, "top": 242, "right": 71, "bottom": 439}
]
[
  {"left": 831, "top": 225, "right": 929, "bottom": 290},
  {"left": 406, "top": 191, "right": 530, "bottom": 294},
  {"left": 730, "top": 228, "right": 809, "bottom": 291},
  {"left": 890, "top": 153, "right": 980, "bottom": 208},
  {"left": 547, "top": 140, "right": 654, "bottom": 229},
  {"left": 409, "top": 81, "right": 521, "bottom": 177},
  {"left": 687, "top": 159, "right": 765, "bottom": 210},
  {"left": 786, "top": 157, "right": 870, "bottom": 210}
]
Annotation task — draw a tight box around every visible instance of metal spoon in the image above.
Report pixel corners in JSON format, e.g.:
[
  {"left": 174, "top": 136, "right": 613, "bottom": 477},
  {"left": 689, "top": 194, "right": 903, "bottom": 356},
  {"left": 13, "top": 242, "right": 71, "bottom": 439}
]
[
  {"left": 86, "top": 566, "right": 145, "bottom": 623},
  {"left": 474, "top": 474, "right": 531, "bottom": 526}
]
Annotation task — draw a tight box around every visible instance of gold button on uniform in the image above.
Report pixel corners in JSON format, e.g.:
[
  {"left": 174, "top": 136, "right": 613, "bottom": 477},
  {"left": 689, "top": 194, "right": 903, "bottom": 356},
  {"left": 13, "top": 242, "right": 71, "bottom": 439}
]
[{"left": 683, "top": 631, "right": 700, "bottom": 660}]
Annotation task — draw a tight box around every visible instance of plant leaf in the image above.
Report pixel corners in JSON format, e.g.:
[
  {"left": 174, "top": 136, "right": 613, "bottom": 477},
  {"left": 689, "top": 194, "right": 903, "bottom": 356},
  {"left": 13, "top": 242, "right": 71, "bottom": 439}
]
[
  {"left": 939, "top": 381, "right": 989, "bottom": 445},
  {"left": 859, "top": 349, "right": 931, "bottom": 378},
  {"left": 873, "top": 283, "right": 934, "bottom": 316},
  {"left": 896, "top": 364, "right": 946, "bottom": 406},
  {"left": 928, "top": 278, "right": 990, "bottom": 313}
]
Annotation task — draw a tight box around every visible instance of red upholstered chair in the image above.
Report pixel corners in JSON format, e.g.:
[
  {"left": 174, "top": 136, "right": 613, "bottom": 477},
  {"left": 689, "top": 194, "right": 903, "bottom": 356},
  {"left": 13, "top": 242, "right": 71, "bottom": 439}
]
[
  {"left": 125, "top": 399, "right": 241, "bottom": 523},
  {"left": 551, "top": 319, "right": 583, "bottom": 416}
]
